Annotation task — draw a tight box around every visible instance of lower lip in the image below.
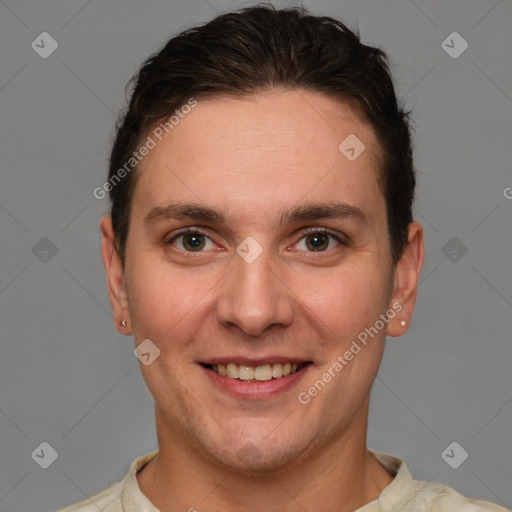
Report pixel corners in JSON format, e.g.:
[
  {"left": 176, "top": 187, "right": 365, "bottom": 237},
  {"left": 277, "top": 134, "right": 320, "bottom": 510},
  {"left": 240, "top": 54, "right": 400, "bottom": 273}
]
[{"left": 200, "top": 364, "right": 312, "bottom": 399}]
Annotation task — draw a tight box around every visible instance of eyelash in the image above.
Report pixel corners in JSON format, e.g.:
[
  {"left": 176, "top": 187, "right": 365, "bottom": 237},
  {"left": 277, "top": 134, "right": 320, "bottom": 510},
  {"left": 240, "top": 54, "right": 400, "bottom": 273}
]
[{"left": 165, "top": 227, "right": 348, "bottom": 254}]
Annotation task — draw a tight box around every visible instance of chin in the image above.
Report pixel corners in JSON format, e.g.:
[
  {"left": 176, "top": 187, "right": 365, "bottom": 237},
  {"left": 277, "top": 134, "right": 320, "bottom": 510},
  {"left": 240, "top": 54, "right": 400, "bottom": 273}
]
[{"left": 206, "top": 435, "right": 315, "bottom": 475}]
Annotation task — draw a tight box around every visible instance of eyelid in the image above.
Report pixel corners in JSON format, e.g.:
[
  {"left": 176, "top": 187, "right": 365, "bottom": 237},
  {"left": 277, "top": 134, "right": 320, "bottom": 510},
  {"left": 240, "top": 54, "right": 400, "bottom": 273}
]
[
  {"left": 296, "top": 226, "right": 349, "bottom": 245},
  {"left": 166, "top": 226, "right": 211, "bottom": 240}
]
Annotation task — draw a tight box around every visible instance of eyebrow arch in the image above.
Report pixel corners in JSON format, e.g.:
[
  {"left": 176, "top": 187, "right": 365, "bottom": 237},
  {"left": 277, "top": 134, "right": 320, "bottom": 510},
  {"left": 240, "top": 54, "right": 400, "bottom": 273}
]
[
  {"left": 279, "top": 202, "right": 369, "bottom": 226},
  {"left": 143, "top": 201, "right": 369, "bottom": 227},
  {"left": 144, "top": 203, "right": 225, "bottom": 226}
]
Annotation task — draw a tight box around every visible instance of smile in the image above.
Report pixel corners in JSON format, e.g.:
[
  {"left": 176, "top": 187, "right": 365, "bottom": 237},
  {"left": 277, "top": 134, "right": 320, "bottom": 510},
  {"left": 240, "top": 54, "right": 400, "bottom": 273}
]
[{"left": 202, "top": 362, "right": 311, "bottom": 381}]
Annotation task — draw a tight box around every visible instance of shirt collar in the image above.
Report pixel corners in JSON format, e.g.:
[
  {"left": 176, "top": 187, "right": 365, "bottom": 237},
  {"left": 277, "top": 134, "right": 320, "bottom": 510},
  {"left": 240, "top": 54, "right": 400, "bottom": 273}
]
[
  {"left": 359, "top": 450, "right": 416, "bottom": 511},
  {"left": 121, "top": 449, "right": 415, "bottom": 512},
  {"left": 121, "top": 450, "right": 159, "bottom": 511}
]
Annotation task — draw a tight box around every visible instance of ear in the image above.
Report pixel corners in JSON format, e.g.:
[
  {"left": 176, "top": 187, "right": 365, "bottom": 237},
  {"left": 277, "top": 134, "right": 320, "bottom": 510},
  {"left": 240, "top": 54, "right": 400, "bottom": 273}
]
[
  {"left": 100, "top": 214, "right": 132, "bottom": 335},
  {"left": 387, "top": 221, "right": 425, "bottom": 337}
]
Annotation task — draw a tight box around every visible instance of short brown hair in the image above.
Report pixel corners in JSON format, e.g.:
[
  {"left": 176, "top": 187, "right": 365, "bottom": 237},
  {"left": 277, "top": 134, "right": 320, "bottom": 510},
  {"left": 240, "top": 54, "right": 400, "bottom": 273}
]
[{"left": 108, "top": 3, "right": 415, "bottom": 265}]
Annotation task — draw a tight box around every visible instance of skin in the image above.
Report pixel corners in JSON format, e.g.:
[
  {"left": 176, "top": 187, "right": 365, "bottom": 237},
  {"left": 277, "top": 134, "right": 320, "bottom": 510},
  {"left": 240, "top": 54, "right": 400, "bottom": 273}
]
[{"left": 101, "top": 89, "right": 424, "bottom": 512}]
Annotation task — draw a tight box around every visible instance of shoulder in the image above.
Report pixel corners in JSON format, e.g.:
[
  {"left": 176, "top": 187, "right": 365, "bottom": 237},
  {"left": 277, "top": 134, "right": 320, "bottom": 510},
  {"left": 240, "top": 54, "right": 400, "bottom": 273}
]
[
  {"left": 57, "top": 481, "right": 123, "bottom": 511},
  {"left": 56, "top": 451, "right": 158, "bottom": 511},
  {"left": 413, "top": 479, "right": 509, "bottom": 512},
  {"left": 370, "top": 450, "right": 508, "bottom": 512}
]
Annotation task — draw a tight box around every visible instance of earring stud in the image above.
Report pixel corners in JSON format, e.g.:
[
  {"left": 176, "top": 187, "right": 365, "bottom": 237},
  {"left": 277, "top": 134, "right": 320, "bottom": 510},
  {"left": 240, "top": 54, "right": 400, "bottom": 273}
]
[
  {"left": 120, "top": 319, "right": 127, "bottom": 327},
  {"left": 400, "top": 320, "right": 406, "bottom": 327}
]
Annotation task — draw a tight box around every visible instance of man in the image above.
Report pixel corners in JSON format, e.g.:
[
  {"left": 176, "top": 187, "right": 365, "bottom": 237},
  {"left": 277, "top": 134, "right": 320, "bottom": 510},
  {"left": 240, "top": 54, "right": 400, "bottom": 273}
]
[{"left": 61, "top": 4, "right": 507, "bottom": 511}]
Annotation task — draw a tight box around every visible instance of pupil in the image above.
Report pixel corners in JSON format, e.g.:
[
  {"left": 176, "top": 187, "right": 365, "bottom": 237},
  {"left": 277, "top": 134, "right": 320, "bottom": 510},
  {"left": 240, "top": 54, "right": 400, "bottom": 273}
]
[
  {"left": 184, "top": 234, "right": 204, "bottom": 251},
  {"left": 307, "top": 233, "right": 328, "bottom": 251}
]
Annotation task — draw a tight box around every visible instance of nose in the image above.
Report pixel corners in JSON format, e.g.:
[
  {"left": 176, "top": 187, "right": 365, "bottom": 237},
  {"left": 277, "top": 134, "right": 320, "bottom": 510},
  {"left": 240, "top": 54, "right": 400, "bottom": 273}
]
[{"left": 215, "top": 248, "right": 294, "bottom": 337}]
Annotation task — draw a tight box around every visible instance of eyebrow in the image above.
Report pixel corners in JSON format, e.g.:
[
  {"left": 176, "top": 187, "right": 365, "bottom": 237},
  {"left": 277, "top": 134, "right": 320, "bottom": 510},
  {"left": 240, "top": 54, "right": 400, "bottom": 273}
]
[
  {"left": 280, "top": 203, "right": 369, "bottom": 225},
  {"left": 143, "top": 201, "right": 369, "bottom": 227},
  {"left": 144, "top": 203, "right": 224, "bottom": 225}
]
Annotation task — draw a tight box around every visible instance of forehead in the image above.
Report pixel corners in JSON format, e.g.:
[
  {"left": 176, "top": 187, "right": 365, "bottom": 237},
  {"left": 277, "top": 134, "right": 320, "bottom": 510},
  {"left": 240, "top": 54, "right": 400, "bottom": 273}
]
[{"left": 132, "top": 89, "right": 384, "bottom": 226}]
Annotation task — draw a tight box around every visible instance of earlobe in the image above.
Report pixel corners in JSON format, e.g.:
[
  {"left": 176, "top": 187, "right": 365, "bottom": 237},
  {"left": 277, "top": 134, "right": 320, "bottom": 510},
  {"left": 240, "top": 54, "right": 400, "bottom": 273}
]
[
  {"left": 387, "top": 221, "right": 425, "bottom": 337},
  {"left": 100, "top": 215, "right": 132, "bottom": 335}
]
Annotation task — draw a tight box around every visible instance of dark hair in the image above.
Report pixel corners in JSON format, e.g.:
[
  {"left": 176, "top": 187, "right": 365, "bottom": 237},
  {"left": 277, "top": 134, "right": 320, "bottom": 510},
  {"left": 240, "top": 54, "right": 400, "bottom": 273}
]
[{"left": 108, "top": 3, "right": 415, "bottom": 265}]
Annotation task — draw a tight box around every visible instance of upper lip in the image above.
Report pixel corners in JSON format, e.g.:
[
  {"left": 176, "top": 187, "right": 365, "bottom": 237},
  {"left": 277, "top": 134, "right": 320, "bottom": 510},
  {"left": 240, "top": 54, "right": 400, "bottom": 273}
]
[{"left": 199, "top": 357, "right": 311, "bottom": 366}]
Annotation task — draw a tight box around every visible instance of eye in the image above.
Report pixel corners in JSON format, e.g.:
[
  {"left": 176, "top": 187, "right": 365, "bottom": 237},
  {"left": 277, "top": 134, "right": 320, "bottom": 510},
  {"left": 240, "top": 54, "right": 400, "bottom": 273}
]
[
  {"left": 167, "top": 229, "right": 215, "bottom": 252},
  {"left": 295, "top": 229, "right": 344, "bottom": 252}
]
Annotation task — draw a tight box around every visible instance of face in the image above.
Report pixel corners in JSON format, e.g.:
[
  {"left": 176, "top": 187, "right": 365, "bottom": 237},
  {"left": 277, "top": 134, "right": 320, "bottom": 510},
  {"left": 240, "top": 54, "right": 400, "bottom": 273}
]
[{"left": 102, "top": 89, "right": 423, "bottom": 472}]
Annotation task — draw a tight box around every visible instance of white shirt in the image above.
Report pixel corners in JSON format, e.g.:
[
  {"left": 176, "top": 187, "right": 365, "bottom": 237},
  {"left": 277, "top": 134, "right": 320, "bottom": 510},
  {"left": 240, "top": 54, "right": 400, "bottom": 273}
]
[{"left": 58, "top": 450, "right": 508, "bottom": 511}]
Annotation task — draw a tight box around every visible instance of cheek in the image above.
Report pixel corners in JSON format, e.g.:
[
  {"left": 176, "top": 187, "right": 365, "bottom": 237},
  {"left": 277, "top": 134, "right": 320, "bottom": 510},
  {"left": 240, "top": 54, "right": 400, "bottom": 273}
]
[
  {"left": 297, "top": 262, "right": 387, "bottom": 343},
  {"left": 126, "top": 254, "right": 214, "bottom": 342}
]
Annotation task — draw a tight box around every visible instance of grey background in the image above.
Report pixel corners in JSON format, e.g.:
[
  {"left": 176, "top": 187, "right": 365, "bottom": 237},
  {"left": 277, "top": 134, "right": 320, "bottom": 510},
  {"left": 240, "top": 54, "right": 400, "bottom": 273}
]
[{"left": 0, "top": 0, "right": 511, "bottom": 510}]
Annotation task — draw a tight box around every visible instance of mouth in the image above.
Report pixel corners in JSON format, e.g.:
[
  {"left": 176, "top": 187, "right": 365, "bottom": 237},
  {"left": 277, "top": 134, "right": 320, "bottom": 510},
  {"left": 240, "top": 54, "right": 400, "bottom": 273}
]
[{"left": 200, "top": 361, "right": 313, "bottom": 382}]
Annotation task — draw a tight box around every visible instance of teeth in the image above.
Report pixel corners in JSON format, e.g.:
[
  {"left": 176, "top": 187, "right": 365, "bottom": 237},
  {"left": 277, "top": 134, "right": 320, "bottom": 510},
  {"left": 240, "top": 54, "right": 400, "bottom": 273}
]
[
  {"left": 238, "top": 365, "right": 254, "bottom": 381},
  {"left": 254, "top": 364, "right": 272, "bottom": 381},
  {"left": 212, "top": 362, "right": 305, "bottom": 381},
  {"left": 226, "top": 363, "right": 239, "bottom": 379},
  {"left": 272, "top": 363, "right": 283, "bottom": 378}
]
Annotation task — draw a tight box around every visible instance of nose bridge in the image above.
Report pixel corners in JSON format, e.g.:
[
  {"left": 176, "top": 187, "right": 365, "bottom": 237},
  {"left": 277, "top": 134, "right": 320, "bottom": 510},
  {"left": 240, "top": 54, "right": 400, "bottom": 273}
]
[
  {"left": 215, "top": 246, "right": 293, "bottom": 336},
  {"left": 235, "top": 250, "right": 275, "bottom": 299}
]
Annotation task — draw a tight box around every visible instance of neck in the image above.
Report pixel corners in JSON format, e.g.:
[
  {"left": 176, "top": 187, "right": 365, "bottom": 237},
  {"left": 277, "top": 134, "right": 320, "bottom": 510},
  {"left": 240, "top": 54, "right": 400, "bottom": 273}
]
[{"left": 137, "top": 405, "right": 393, "bottom": 512}]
